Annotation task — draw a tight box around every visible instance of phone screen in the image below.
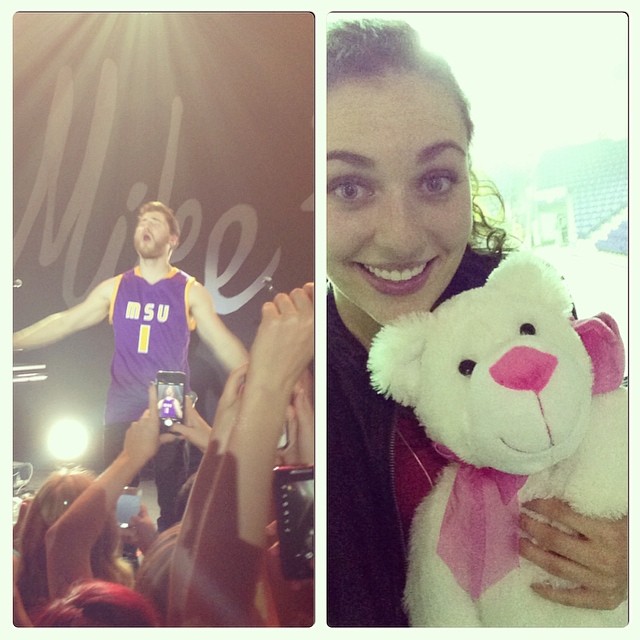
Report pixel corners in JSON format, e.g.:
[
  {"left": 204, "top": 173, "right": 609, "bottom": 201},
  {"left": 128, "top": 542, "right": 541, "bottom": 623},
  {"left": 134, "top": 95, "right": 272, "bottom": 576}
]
[
  {"left": 273, "top": 465, "right": 314, "bottom": 580},
  {"left": 156, "top": 371, "right": 186, "bottom": 429},
  {"left": 116, "top": 488, "right": 141, "bottom": 528}
]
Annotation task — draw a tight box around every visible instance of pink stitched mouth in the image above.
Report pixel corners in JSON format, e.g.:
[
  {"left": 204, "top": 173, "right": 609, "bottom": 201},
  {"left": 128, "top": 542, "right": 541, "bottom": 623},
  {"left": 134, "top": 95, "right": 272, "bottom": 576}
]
[{"left": 500, "top": 394, "right": 554, "bottom": 453}]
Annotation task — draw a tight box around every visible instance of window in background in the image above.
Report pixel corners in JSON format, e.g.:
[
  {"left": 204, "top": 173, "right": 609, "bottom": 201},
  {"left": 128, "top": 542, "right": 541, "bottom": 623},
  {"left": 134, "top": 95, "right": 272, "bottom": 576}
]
[{"left": 408, "top": 11, "right": 629, "bottom": 371}]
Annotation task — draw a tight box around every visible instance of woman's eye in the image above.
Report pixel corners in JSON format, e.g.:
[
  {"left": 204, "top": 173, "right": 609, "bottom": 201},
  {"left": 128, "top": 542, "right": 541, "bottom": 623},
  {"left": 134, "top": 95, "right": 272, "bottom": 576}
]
[
  {"left": 328, "top": 178, "right": 372, "bottom": 203},
  {"left": 420, "top": 172, "right": 456, "bottom": 195}
]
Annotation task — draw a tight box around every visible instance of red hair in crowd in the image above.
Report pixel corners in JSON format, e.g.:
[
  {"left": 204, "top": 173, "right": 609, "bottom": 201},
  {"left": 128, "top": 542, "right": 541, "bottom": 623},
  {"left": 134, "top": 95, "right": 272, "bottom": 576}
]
[{"left": 34, "top": 580, "right": 160, "bottom": 627}]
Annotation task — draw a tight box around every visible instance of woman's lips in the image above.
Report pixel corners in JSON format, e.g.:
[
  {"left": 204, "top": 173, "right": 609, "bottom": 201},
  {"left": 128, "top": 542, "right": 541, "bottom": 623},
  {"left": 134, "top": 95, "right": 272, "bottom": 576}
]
[{"left": 357, "top": 260, "right": 433, "bottom": 295}]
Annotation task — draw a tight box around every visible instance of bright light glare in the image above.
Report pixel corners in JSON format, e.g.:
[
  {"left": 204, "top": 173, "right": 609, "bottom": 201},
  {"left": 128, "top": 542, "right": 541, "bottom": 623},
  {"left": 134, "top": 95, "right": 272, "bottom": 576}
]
[
  {"left": 46, "top": 419, "right": 90, "bottom": 461},
  {"left": 330, "top": 12, "right": 627, "bottom": 176}
]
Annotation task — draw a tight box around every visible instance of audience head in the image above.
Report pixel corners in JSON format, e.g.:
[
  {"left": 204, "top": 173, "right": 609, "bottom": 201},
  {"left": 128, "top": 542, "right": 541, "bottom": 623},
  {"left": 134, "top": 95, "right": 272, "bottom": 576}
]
[
  {"left": 16, "top": 467, "right": 94, "bottom": 613},
  {"left": 34, "top": 579, "right": 160, "bottom": 627},
  {"left": 134, "top": 523, "right": 181, "bottom": 623},
  {"left": 15, "top": 466, "right": 133, "bottom": 615}
]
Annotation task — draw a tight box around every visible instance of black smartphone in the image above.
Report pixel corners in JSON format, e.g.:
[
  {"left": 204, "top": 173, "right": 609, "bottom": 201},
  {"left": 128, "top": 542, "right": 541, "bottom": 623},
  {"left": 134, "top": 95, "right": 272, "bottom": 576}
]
[
  {"left": 272, "top": 465, "right": 314, "bottom": 580},
  {"left": 156, "top": 370, "right": 186, "bottom": 431}
]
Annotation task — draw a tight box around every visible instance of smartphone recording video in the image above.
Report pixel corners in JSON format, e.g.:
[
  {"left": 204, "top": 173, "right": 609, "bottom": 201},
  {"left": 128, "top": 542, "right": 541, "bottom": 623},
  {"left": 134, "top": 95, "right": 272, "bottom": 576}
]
[
  {"left": 156, "top": 370, "right": 186, "bottom": 430},
  {"left": 116, "top": 486, "right": 141, "bottom": 529},
  {"left": 273, "top": 465, "right": 314, "bottom": 580}
]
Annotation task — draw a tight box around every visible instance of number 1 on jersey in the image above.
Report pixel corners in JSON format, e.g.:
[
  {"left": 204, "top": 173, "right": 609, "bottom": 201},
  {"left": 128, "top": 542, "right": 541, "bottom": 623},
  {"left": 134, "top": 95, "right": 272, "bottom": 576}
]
[{"left": 138, "top": 324, "right": 150, "bottom": 354}]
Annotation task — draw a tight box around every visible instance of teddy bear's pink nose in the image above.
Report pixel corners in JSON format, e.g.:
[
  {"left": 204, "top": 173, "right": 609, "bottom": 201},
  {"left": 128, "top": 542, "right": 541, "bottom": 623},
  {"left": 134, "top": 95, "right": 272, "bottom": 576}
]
[{"left": 489, "top": 346, "right": 558, "bottom": 394}]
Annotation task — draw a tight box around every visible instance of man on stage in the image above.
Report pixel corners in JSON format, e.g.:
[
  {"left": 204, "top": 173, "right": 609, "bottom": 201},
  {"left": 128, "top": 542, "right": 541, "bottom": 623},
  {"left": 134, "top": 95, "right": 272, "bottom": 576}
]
[{"left": 14, "top": 201, "right": 248, "bottom": 530}]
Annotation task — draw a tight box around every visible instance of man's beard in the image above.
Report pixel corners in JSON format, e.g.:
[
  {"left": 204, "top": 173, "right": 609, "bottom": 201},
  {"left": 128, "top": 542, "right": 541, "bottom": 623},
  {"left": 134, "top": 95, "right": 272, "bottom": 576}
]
[{"left": 135, "top": 238, "right": 164, "bottom": 259}]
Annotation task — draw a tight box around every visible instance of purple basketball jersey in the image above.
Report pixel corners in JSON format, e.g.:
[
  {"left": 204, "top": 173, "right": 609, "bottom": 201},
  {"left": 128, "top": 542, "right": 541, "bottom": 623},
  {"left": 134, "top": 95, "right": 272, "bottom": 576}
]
[{"left": 105, "top": 267, "right": 195, "bottom": 423}]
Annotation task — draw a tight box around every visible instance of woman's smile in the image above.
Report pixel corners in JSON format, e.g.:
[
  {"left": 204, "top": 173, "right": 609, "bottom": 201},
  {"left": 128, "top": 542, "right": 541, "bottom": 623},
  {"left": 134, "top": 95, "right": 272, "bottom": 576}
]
[
  {"left": 363, "top": 262, "right": 428, "bottom": 282},
  {"left": 357, "top": 259, "right": 434, "bottom": 295}
]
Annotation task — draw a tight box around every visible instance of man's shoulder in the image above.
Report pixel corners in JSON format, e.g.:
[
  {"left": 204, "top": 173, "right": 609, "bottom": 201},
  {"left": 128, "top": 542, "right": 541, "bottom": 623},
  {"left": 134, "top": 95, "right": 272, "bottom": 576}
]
[
  {"left": 94, "top": 273, "right": 123, "bottom": 297},
  {"left": 169, "top": 266, "right": 197, "bottom": 284},
  {"left": 186, "top": 278, "right": 209, "bottom": 305}
]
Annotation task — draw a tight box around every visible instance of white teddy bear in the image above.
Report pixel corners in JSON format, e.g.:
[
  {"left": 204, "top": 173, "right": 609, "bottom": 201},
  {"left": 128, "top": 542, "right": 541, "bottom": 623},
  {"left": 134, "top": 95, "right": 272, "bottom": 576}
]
[{"left": 367, "top": 251, "right": 627, "bottom": 627}]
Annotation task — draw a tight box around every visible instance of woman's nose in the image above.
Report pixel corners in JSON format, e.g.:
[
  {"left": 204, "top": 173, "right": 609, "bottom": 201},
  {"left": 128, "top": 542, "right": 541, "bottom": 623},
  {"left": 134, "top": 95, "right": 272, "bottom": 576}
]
[{"left": 373, "top": 192, "right": 425, "bottom": 255}]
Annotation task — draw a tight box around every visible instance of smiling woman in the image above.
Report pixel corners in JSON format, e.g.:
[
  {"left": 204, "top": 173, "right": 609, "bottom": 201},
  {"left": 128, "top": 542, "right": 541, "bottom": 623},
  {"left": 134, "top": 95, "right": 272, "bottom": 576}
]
[{"left": 326, "top": 17, "right": 628, "bottom": 628}]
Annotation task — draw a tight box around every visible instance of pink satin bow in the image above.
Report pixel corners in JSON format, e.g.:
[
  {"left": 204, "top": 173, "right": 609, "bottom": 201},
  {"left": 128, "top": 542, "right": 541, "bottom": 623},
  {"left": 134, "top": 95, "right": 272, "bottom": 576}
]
[{"left": 435, "top": 455, "right": 527, "bottom": 600}]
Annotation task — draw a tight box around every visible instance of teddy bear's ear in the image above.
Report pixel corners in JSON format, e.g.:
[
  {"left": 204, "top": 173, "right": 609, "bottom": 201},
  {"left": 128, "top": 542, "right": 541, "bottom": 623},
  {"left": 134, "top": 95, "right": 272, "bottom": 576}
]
[
  {"left": 485, "top": 251, "right": 573, "bottom": 314},
  {"left": 367, "top": 312, "right": 429, "bottom": 406}
]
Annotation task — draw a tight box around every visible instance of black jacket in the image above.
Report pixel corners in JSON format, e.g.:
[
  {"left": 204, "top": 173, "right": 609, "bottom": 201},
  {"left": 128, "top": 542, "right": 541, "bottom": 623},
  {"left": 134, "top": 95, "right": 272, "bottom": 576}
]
[{"left": 327, "top": 248, "right": 500, "bottom": 627}]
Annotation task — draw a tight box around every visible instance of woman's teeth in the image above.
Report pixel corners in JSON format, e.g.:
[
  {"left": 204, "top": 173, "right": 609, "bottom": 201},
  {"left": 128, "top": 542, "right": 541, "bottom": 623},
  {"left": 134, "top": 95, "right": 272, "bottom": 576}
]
[{"left": 365, "top": 263, "right": 426, "bottom": 282}]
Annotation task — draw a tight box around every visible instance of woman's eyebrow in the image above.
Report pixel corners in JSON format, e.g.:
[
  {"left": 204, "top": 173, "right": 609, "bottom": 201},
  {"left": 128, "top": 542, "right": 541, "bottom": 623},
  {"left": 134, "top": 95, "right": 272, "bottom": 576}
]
[
  {"left": 327, "top": 150, "right": 374, "bottom": 168},
  {"left": 417, "top": 141, "right": 467, "bottom": 163},
  {"left": 327, "top": 142, "right": 466, "bottom": 167}
]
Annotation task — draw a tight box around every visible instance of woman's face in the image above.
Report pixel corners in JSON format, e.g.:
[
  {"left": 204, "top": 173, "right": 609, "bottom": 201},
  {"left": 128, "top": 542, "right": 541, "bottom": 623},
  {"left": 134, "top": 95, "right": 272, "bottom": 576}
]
[{"left": 327, "top": 72, "right": 473, "bottom": 347}]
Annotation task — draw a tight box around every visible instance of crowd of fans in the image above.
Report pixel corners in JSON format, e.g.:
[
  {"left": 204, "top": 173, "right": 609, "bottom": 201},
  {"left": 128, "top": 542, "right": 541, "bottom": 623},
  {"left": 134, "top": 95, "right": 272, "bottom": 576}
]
[{"left": 13, "top": 284, "right": 315, "bottom": 627}]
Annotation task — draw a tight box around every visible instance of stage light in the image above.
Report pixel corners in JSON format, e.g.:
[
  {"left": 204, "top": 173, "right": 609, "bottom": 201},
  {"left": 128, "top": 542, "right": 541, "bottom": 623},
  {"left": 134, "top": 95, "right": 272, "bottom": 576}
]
[{"left": 46, "top": 418, "right": 90, "bottom": 461}]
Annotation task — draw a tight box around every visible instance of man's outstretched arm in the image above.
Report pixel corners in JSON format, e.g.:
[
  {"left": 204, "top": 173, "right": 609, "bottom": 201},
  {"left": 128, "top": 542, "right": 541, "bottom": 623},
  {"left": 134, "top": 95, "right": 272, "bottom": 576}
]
[
  {"left": 13, "top": 277, "right": 115, "bottom": 351},
  {"left": 189, "top": 281, "right": 249, "bottom": 371}
]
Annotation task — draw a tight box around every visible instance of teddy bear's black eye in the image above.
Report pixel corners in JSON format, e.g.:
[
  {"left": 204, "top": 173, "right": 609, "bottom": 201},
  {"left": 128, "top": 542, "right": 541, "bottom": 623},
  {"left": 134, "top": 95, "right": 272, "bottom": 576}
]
[
  {"left": 458, "top": 359, "right": 476, "bottom": 376},
  {"left": 520, "top": 323, "right": 536, "bottom": 336}
]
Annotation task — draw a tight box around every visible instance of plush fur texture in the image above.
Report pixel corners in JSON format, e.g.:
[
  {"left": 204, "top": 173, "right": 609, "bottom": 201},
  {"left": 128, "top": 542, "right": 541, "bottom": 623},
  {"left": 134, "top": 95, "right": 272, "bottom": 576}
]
[{"left": 367, "top": 252, "right": 628, "bottom": 627}]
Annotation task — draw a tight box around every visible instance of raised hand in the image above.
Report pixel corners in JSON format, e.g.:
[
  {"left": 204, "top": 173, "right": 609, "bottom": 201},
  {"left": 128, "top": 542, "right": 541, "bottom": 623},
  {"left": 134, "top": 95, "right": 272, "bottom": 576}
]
[{"left": 247, "top": 283, "right": 314, "bottom": 394}]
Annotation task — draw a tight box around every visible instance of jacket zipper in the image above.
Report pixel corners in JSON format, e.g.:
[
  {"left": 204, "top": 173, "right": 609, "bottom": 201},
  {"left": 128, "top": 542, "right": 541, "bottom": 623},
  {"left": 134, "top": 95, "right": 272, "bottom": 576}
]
[{"left": 389, "top": 404, "right": 408, "bottom": 558}]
